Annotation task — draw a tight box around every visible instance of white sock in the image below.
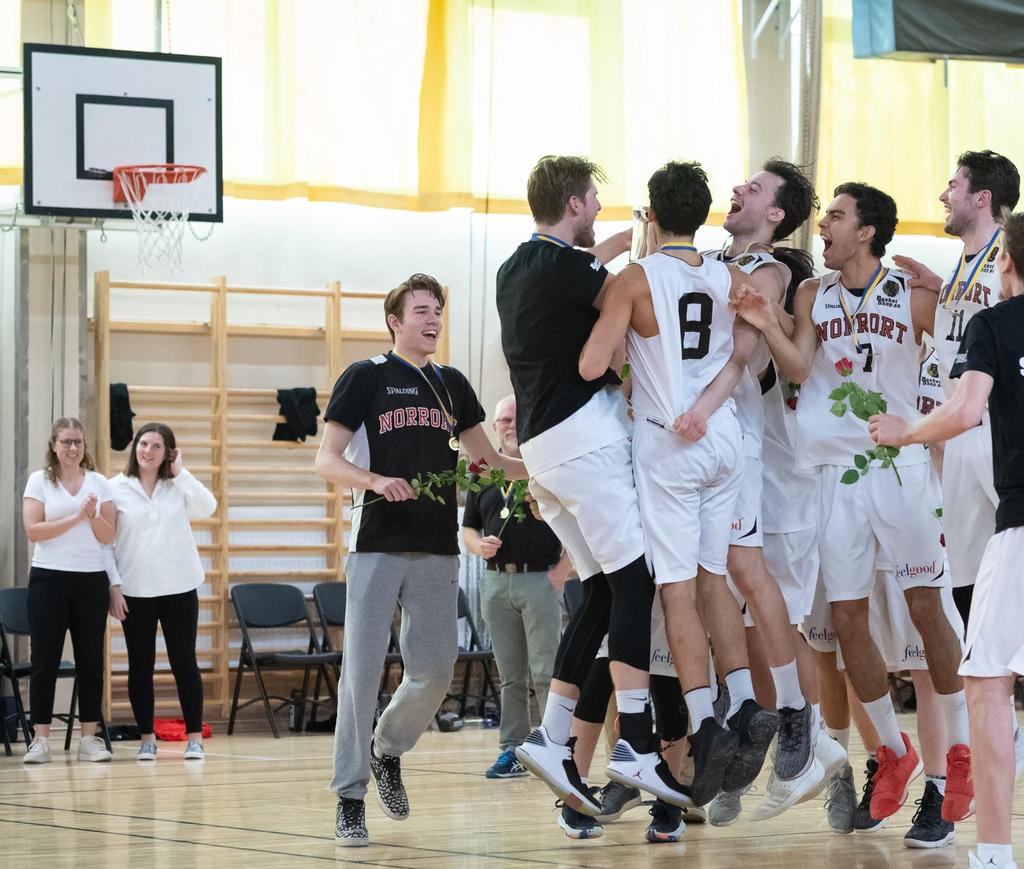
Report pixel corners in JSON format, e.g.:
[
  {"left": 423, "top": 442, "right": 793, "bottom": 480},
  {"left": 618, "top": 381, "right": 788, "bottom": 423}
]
[
  {"left": 725, "top": 668, "right": 755, "bottom": 718},
  {"left": 615, "top": 689, "right": 650, "bottom": 715},
  {"left": 926, "top": 774, "right": 946, "bottom": 796},
  {"left": 862, "top": 695, "right": 906, "bottom": 756},
  {"left": 769, "top": 660, "right": 806, "bottom": 711},
  {"left": 542, "top": 691, "right": 577, "bottom": 745},
  {"left": 1011, "top": 694, "right": 1020, "bottom": 737},
  {"left": 977, "top": 843, "right": 1014, "bottom": 867},
  {"left": 827, "top": 726, "right": 851, "bottom": 751},
  {"left": 810, "top": 702, "right": 822, "bottom": 729},
  {"left": 936, "top": 689, "right": 970, "bottom": 747},
  {"left": 684, "top": 686, "right": 715, "bottom": 730}
]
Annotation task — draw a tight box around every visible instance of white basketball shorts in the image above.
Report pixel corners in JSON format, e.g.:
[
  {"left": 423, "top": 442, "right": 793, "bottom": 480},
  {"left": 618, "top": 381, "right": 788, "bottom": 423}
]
[
  {"left": 633, "top": 412, "right": 743, "bottom": 584},
  {"left": 818, "top": 461, "right": 946, "bottom": 602},
  {"left": 529, "top": 437, "right": 645, "bottom": 580},
  {"left": 960, "top": 527, "right": 1024, "bottom": 678},
  {"left": 729, "top": 454, "right": 763, "bottom": 548},
  {"left": 942, "top": 422, "right": 998, "bottom": 589}
]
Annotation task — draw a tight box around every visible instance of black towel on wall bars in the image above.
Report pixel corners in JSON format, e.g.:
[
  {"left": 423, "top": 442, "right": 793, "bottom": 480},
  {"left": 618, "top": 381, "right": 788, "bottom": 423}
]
[
  {"left": 274, "top": 387, "right": 320, "bottom": 442},
  {"left": 110, "top": 383, "right": 136, "bottom": 451}
]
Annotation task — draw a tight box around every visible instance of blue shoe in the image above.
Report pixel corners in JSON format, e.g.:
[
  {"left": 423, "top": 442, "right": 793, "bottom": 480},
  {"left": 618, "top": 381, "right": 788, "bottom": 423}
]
[{"left": 486, "top": 748, "right": 528, "bottom": 779}]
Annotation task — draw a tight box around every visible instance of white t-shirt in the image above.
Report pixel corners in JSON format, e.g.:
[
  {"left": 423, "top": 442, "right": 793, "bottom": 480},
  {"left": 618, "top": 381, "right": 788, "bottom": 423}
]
[
  {"left": 107, "top": 469, "right": 217, "bottom": 597},
  {"left": 23, "top": 469, "right": 114, "bottom": 572}
]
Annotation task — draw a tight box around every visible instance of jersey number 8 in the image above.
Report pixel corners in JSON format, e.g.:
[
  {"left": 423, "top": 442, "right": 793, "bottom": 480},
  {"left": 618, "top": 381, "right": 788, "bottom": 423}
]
[{"left": 679, "top": 292, "right": 713, "bottom": 360}]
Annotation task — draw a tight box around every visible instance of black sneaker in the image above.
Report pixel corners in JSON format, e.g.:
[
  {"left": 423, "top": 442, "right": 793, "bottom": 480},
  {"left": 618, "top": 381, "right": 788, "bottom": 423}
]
[
  {"left": 687, "top": 718, "right": 740, "bottom": 807},
  {"left": 335, "top": 797, "right": 368, "bottom": 847},
  {"left": 722, "top": 699, "right": 778, "bottom": 792},
  {"left": 597, "top": 780, "right": 643, "bottom": 821},
  {"left": 370, "top": 740, "right": 409, "bottom": 820},
  {"left": 903, "top": 780, "right": 955, "bottom": 849},
  {"left": 852, "top": 757, "right": 887, "bottom": 833},
  {"left": 557, "top": 788, "right": 604, "bottom": 840},
  {"left": 774, "top": 704, "right": 814, "bottom": 780},
  {"left": 645, "top": 799, "right": 685, "bottom": 843}
]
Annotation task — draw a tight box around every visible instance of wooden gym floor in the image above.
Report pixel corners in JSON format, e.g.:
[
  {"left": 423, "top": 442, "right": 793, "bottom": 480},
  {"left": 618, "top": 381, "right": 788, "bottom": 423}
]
[{"left": 0, "top": 716, "right": 1019, "bottom": 868}]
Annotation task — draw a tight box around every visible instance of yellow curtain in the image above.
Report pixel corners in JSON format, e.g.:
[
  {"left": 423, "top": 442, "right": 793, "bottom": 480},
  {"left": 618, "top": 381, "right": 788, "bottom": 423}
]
[
  {"left": 1, "top": 0, "right": 748, "bottom": 218},
  {"left": 818, "top": 0, "right": 1024, "bottom": 236}
]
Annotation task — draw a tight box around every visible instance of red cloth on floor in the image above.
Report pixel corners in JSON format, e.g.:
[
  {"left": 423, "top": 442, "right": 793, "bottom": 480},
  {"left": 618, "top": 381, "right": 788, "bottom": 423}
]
[{"left": 153, "top": 718, "right": 213, "bottom": 741}]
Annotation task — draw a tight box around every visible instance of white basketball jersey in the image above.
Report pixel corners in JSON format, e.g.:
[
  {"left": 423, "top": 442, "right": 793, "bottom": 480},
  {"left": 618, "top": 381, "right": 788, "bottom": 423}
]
[
  {"left": 917, "top": 346, "right": 944, "bottom": 417},
  {"left": 761, "top": 363, "right": 818, "bottom": 533},
  {"left": 628, "top": 252, "right": 736, "bottom": 427},
  {"left": 796, "top": 268, "right": 928, "bottom": 469},
  {"left": 934, "top": 240, "right": 1003, "bottom": 399},
  {"left": 704, "top": 250, "right": 790, "bottom": 457}
]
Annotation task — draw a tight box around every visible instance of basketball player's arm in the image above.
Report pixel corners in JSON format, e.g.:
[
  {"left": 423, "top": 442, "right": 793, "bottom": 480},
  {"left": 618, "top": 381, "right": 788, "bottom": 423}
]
[
  {"left": 910, "top": 286, "right": 936, "bottom": 341},
  {"left": 869, "top": 370, "right": 993, "bottom": 447},
  {"left": 314, "top": 421, "right": 415, "bottom": 501},
  {"left": 736, "top": 279, "right": 819, "bottom": 384},
  {"left": 586, "top": 229, "right": 632, "bottom": 266},
  {"left": 457, "top": 425, "right": 528, "bottom": 480},
  {"left": 892, "top": 255, "right": 942, "bottom": 295},
  {"left": 578, "top": 265, "right": 643, "bottom": 380}
]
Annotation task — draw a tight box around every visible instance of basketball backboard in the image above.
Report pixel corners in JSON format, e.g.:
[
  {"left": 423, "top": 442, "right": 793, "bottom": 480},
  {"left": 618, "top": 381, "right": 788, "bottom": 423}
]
[{"left": 23, "top": 43, "right": 222, "bottom": 222}]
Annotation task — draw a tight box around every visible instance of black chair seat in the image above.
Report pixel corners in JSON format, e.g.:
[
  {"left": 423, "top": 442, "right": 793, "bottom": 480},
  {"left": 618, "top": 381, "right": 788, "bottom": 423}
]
[
  {"left": 255, "top": 650, "right": 342, "bottom": 667},
  {"left": 9, "top": 660, "right": 75, "bottom": 679}
]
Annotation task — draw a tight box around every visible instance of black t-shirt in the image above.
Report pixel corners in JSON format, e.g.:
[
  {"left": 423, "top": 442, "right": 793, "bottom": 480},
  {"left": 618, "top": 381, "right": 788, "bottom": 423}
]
[
  {"left": 462, "top": 483, "right": 562, "bottom": 569},
  {"left": 496, "top": 238, "right": 620, "bottom": 444},
  {"left": 951, "top": 294, "right": 1024, "bottom": 532},
  {"left": 324, "top": 352, "right": 486, "bottom": 554}
]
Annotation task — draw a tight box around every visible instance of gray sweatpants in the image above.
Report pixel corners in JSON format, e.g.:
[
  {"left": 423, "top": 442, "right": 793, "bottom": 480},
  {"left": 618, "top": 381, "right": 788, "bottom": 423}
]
[
  {"left": 478, "top": 569, "right": 561, "bottom": 751},
  {"left": 330, "top": 551, "right": 459, "bottom": 799}
]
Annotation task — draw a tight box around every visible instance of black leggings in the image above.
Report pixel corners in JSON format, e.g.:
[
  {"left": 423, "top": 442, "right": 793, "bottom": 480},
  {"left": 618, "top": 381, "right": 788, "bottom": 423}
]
[
  {"left": 122, "top": 589, "right": 203, "bottom": 734},
  {"left": 552, "top": 556, "right": 655, "bottom": 688},
  {"left": 28, "top": 567, "right": 109, "bottom": 725},
  {"left": 575, "top": 657, "right": 688, "bottom": 741}
]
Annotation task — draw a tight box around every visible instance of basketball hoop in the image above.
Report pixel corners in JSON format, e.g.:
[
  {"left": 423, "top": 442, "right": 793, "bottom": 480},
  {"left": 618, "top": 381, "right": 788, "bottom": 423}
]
[{"left": 112, "top": 164, "right": 207, "bottom": 272}]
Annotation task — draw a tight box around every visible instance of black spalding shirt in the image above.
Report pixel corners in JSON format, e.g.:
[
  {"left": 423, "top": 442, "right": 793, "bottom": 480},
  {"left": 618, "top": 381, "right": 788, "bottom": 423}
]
[
  {"left": 951, "top": 294, "right": 1024, "bottom": 532},
  {"left": 325, "top": 352, "right": 485, "bottom": 554},
  {"left": 496, "top": 238, "right": 620, "bottom": 445}
]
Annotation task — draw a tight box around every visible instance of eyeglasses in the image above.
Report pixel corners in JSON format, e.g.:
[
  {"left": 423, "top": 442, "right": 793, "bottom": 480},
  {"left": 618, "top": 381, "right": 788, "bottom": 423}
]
[{"left": 57, "top": 439, "right": 84, "bottom": 448}]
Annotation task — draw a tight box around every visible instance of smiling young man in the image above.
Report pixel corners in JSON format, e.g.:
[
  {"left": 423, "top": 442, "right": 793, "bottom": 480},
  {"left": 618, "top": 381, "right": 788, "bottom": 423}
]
[
  {"left": 733, "top": 182, "right": 973, "bottom": 826},
  {"left": 869, "top": 209, "right": 1024, "bottom": 869},
  {"left": 315, "top": 274, "right": 526, "bottom": 847},
  {"left": 496, "top": 155, "right": 692, "bottom": 817}
]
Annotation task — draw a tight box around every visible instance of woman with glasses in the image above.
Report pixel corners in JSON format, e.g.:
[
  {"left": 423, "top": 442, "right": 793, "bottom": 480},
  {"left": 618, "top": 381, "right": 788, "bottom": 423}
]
[
  {"left": 106, "top": 422, "right": 216, "bottom": 762},
  {"left": 22, "top": 417, "right": 116, "bottom": 763}
]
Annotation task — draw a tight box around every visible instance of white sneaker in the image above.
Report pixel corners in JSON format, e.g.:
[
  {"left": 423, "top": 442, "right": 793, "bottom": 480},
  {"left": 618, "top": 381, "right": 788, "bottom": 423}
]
[
  {"left": 183, "top": 740, "right": 204, "bottom": 760},
  {"left": 750, "top": 754, "right": 826, "bottom": 821},
  {"left": 23, "top": 736, "right": 51, "bottom": 764},
  {"left": 606, "top": 739, "right": 695, "bottom": 809},
  {"left": 1015, "top": 726, "right": 1024, "bottom": 781},
  {"left": 515, "top": 727, "right": 602, "bottom": 816},
  {"left": 77, "top": 735, "right": 113, "bottom": 762},
  {"left": 969, "top": 852, "right": 1018, "bottom": 869},
  {"left": 137, "top": 741, "right": 157, "bottom": 761}
]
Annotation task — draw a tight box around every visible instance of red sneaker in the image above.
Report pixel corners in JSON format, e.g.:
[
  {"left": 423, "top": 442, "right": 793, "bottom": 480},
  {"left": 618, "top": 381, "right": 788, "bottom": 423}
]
[
  {"left": 869, "top": 732, "right": 922, "bottom": 820},
  {"left": 942, "top": 743, "right": 974, "bottom": 821}
]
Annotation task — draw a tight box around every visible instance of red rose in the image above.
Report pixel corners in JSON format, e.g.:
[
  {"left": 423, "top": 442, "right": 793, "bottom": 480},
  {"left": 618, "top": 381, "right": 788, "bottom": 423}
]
[
  {"left": 835, "top": 357, "right": 854, "bottom": 377},
  {"left": 468, "top": 459, "right": 488, "bottom": 474},
  {"left": 786, "top": 396, "right": 798, "bottom": 411}
]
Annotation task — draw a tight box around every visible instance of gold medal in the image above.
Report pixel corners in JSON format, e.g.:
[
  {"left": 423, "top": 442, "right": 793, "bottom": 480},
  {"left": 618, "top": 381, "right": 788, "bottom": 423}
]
[{"left": 448, "top": 436, "right": 460, "bottom": 451}]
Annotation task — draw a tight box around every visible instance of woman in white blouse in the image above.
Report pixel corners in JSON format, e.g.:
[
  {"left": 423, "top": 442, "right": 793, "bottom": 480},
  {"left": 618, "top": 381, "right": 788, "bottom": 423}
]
[
  {"left": 108, "top": 423, "right": 217, "bottom": 761},
  {"left": 22, "top": 417, "right": 117, "bottom": 764}
]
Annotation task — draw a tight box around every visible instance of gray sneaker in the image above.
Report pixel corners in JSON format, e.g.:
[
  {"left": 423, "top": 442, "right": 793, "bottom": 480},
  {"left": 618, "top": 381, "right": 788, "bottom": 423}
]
[
  {"left": 137, "top": 741, "right": 158, "bottom": 761},
  {"left": 774, "top": 704, "right": 813, "bottom": 780},
  {"left": 825, "top": 764, "right": 856, "bottom": 834},
  {"left": 708, "top": 786, "right": 750, "bottom": 827},
  {"left": 597, "top": 780, "right": 643, "bottom": 821},
  {"left": 183, "top": 740, "right": 204, "bottom": 760}
]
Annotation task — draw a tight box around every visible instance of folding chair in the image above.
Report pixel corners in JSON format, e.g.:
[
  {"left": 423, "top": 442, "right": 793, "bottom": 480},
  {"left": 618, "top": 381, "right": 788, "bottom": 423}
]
[
  {"left": 228, "top": 583, "right": 343, "bottom": 738},
  {"left": 445, "top": 587, "right": 501, "bottom": 719},
  {"left": 0, "top": 587, "right": 110, "bottom": 753}
]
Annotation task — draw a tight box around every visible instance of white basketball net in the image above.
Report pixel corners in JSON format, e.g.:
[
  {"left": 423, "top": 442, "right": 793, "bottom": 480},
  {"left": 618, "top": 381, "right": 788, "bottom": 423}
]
[{"left": 115, "top": 165, "right": 206, "bottom": 273}]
